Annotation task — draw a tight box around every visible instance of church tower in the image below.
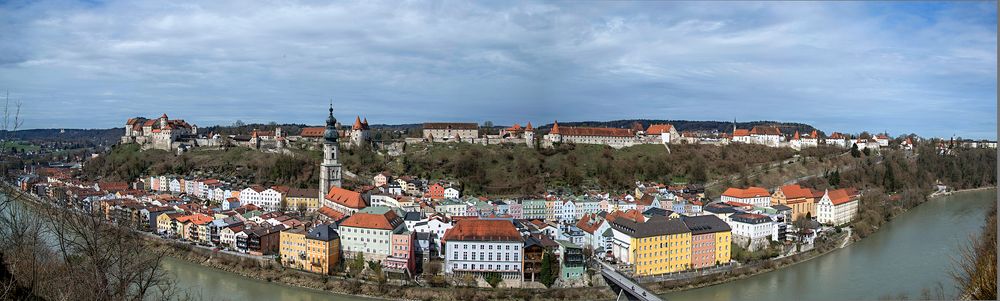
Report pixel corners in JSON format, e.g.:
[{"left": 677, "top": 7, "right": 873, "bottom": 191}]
[{"left": 319, "top": 104, "right": 343, "bottom": 203}]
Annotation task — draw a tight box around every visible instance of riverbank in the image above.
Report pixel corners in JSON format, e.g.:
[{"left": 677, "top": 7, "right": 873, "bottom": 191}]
[
  {"left": 645, "top": 186, "right": 996, "bottom": 294},
  {"left": 0, "top": 183, "right": 614, "bottom": 301}
]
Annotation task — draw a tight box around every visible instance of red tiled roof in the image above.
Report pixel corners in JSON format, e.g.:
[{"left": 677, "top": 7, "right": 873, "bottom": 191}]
[
  {"left": 778, "top": 184, "right": 817, "bottom": 200},
  {"left": 339, "top": 210, "right": 401, "bottom": 230},
  {"left": 750, "top": 126, "right": 781, "bottom": 136},
  {"left": 576, "top": 214, "right": 604, "bottom": 234},
  {"left": 723, "top": 187, "right": 770, "bottom": 199},
  {"left": 325, "top": 187, "right": 366, "bottom": 209},
  {"left": 443, "top": 219, "right": 522, "bottom": 242},
  {"left": 555, "top": 125, "right": 635, "bottom": 137},
  {"left": 317, "top": 206, "right": 346, "bottom": 221},
  {"left": 606, "top": 209, "right": 645, "bottom": 223},
  {"left": 300, "top": 127, "right": 325, "bottom": 138},
  {"left": 733, "top": 129, "right": 750, "bottom": 137},
  {"left": 98, "top": 182, "right": 129, "bottom": 191},
  {"left": 645, "top": 124, "right": 674, "bottom": 135},
  {"left": 826, "top": 189, "right": 857, "bottom": 205}
]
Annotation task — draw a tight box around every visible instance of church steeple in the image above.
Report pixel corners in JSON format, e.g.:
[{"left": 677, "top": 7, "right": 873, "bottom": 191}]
[{"left": 320, "top": 101, "right": 343, "bottom": 204}]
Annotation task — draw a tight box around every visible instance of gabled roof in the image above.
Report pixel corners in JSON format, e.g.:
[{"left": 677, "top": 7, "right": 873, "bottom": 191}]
[
  {"left": 300, "top": 127, "right": 325, "bottom": 138},
  {"left": 825, "top": 189, "right": 857, "bottom": 205},
  {"left": 554, "top": 126, "right": 635, "bottom": 137},
  {"left": 325, "top": 187, "right": 366, "bottom": 209},
  {"left": 314, "top": 207, "right": 343, "bottom": 223},
  {"left": 444, "top": 219, "right": 522, "bottom": 242},
  {"left": 750, "top": 126, "right": 781, "bottom": 136},
  {"left": 733, "top": 129, "right": 750, "bottom": 137},
  {"left": 287, "top": 188, "right": 318, "bottom": 198},
  {"left": 778, "top": 184, "right": 818, "bottom": 200},
  {"left": 645, "top": 124, "right": 675, "bottom": 135},
  {"left": 723, "top": 187, "right": 770, "bottom": 199},
  {"left": 339, "top": 210, "right": 402, "bottom": 230}
]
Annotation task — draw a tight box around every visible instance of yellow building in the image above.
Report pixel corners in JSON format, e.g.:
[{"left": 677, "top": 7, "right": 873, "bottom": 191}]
[
  {"left": 612, "top": 216, "right": 692, "bottom": 276},
  {"left": 304, "top": 224, "right": 341, "bottom": 275},
  {"left": 280, "top": 224, "right": 341, "bottom": 275},
  {"left": 280, "top": 227, "right": 309, "bottom": 270},
  {"left": 286, "top": 188, "right": 321, "bottom": 212},
  {"left": 682, "top": 215, "right": 732, "bottom": 269}
]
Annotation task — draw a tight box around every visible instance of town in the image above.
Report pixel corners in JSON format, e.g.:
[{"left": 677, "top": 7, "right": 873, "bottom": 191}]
[{"left": 15, "top": 104, "right": 987, "bottom": 294}]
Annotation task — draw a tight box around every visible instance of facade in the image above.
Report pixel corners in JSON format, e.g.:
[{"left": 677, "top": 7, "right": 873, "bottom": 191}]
[
  {"left": 238, "top": 186, "right": 284, "bottom": 212},
  {"left": 121, "top": 114, "right": 198, "bottom": 150},
  {"left": 681, "top": 215, "right": 732, "bottom": 269},
  {"left": 749, "top": 126, "right": 783, "bottom": 147},
  {"left": 728, "top": 213, "right": 774, "bottom": 251},
  {"left": 384, "top": 230, "right": 416, "bottom": 275},
  {"left": 721, "top": 187, "right": 771, "bottom": 207},
  {"left": 444, "top": 219, "right": 524, "bottom": 282},
  {"left": 306, "top": 224, "right": 341, "bottom": 275},
  {"left": 556, "top": 240, "right": 585, "bottom": 281},
  {"left": 338, "top": 209, "right": 406, "bottom": 262},
  {"left": 348, "top": 116, "right": 371, "bottom": 148},
  {"left": 817, "top": 189, "right": 859, "bottom": 226},
  {"left": 772, "top": 184, "right": 820, "bottom": 221},
  {"left": 422, "top": 123, "right": 479, "bottom": 142},
  {"left": 645, "top": 124, "right": 679, "bottom": 144},
  {"left": 543, "top": 121, "right": 639, "bottom": 149},
  {"left": 609, "top": 215, "right": 693, "bottom": 276},
  {"left": 286, "top": 188, "right": 320, "bottom": 212}
]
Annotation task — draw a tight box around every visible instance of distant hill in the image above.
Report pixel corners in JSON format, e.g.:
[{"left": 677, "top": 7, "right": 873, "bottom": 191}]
[
  {"left": 535, "top": 119, "right": 819, "bottom": 136},
  {"left": 1, "top": 128, "right": 122, "bottom": 145}
]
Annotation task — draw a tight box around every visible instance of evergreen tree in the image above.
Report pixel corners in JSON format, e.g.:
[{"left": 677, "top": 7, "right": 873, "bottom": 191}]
[
  {"left": 851, "top": 144, "right": 861, "bottom": 157},
  {"left": 540, "top": 250, "right": 557, "bottom": 288}
]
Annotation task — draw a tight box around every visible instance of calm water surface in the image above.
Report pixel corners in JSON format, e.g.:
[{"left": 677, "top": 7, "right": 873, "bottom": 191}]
[{"left": 661, "top": 189, "right": 997, "bottom": 301}]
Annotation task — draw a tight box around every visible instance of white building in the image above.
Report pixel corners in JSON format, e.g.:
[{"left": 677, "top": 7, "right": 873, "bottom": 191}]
[
  {"left": 410, "top": 215, "right": 454, "bottom": 257},
  {"left": 817, "top": 189, "right": 859, "bottom": 226},
  {"left": 728, "top": 213, "right": 776, "bottom": 250},
  {"left": 749, "top": 126, "right": 783, "bottom": 147},
  {"left": 721, "top": 187, "right": 772, "bottom": 207},
  {"left": 645, "top": 124, "right": 679, "bottom": 144},
  {"left": 238, "top": 186, "right": 284, "bottom": 212},
  {"left": 444, "top": 187, "right": 461, "bottom": 199},
  {"left": 444, "top": 219, "right": 524, "bottom": 282},
  {"left": 338, "top": 210, "right": 406, "bottom": 262},
  {"left": 543, "top": 121, "right": 640, "bottom": 149}
]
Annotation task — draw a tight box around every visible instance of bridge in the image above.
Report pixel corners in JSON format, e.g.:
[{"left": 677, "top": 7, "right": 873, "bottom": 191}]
[{"left": 599, "top": 261, "right": 663, "bottom": 301}]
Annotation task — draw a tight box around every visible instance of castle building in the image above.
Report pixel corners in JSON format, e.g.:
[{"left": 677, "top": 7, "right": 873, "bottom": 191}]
[
  {"left": 423, "top": 123, "right": 479, "bottom": 142},
  {"left": 543, "top": 120, "right": 639, "bottom": 149},
  {"left": 319, "top": 105, "right": 343, "bottom": 202},
  {"left": 121, "top": 114, "right": 197, "bottom": 150},
  {"left": 348, "top": 116, "right": 371, "bottom": 147}
]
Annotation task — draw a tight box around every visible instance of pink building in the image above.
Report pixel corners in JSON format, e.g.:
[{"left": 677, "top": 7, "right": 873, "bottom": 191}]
[{"left": 384, "top": 230, "right": 416, "bottom": 276}]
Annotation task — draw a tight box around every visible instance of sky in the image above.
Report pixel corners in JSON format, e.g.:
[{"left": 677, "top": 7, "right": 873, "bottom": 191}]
[{"left": 0, "top": 1, "right": 996, "bottom": 139}]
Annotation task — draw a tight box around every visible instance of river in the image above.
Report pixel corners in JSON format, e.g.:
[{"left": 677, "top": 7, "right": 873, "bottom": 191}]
[
  {"left": 660, "top": 189, "right": 996, "bottom": 301},
  {"left": 8, "top": 189, "right": 995, "bottom": 300}
]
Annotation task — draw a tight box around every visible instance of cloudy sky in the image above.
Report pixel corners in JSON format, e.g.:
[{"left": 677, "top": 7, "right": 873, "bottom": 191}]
[{"left": 1, "top": 1, "right": 996, "bottom": 138}]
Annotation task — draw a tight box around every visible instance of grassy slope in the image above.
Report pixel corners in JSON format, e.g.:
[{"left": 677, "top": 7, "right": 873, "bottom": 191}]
[{"left": 84, "top": 142, "right": 846, "bottom": 197}]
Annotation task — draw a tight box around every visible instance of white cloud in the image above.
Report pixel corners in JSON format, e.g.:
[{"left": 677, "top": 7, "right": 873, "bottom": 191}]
[{"left": 0, "top": 0, "right": 995, "bottom": 138}]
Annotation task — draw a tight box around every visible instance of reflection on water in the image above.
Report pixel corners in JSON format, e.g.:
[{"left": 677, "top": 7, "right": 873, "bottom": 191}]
[{"left": 661, "top": 189, "right": 996, "bottom": 301}]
